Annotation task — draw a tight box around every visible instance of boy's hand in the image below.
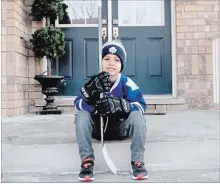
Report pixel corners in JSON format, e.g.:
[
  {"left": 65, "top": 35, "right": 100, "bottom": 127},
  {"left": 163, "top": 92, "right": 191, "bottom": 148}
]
[
  {"left": 95, "top": 96, "right": 130, "bottom": 117},
  {"left": 81, "top": 72, "right": 111, "bottom": 105}
]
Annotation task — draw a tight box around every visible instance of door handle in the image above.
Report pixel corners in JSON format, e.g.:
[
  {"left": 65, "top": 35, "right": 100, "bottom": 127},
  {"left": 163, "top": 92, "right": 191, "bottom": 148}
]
[
  {"left": 113, "top": 27, "right": 119, "bottom": 40},
  {"left": 102, "top": 27, "right": 107, "bottom": 41}
]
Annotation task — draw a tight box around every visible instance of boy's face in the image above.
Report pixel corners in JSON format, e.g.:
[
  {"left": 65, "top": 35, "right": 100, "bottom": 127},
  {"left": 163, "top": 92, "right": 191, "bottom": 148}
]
[{"left": 102, "top": 54, "right": 121, "bottom": 78}]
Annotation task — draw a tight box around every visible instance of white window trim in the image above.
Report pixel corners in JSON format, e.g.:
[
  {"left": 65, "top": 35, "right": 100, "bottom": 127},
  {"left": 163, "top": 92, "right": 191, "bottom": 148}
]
[
  {"left": 212, "top": 37, "right": 220, "bottom": 104},
  {"left": 55, "top": 19, "right": 98, "bottom": 27}
]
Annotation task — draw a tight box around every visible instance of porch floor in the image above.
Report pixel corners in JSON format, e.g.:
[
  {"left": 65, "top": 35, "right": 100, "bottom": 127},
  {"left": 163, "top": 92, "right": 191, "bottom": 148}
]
[{"left": 2, "top": 110, "right": 219, "bottom": 182}]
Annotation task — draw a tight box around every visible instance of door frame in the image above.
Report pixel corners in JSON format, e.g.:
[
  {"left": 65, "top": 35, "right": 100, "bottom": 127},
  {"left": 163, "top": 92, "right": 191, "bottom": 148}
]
[
  {"left": 171, "top": 0, "right": 177, "bottom": 98},
  {"left": 55, "top": 0, "right": 178, "bottom": 98},
  {"left": 212, "top": 36, "right": 220, "bottom": 104}
]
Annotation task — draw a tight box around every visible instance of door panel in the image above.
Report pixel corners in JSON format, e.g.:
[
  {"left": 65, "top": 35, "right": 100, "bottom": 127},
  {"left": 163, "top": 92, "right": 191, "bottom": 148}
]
[
  {"left": 148, "top": 37, "right": 164, "bottom": 77},
  {"left": 84, "top": 38, "right": 99, "bottom": 77},
  {"left": 122, "top": 38, "right": 137, "bottom": 77},
  {"left": 53, "top": 39, "right": 73, "bottom": 79}
]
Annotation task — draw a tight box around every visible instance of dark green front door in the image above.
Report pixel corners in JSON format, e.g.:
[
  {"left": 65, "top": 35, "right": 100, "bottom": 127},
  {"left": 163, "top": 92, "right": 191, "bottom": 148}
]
[{"left": 54, "top": 0, "right": 172, "bottom": 95}]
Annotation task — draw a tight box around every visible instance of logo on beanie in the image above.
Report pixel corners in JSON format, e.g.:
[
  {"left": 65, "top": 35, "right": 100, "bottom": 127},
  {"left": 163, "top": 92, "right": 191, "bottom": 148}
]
[{"left": 109, "top": 46, "right": 117, "bottom": 54}]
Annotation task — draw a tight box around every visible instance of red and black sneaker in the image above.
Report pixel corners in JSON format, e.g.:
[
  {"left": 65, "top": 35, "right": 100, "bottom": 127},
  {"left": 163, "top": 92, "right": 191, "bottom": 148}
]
[
  {"left": 131, "top": 161, "right": 148, "bottom": 180},
  {"left": 78, "top": 158, "right": 94, "bottom": 182}
]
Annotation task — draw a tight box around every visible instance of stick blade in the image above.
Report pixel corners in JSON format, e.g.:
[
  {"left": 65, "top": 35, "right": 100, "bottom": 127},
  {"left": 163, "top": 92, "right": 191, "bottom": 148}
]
[{"left": 102, "top": 145, "right": 117, "bottom": 174}]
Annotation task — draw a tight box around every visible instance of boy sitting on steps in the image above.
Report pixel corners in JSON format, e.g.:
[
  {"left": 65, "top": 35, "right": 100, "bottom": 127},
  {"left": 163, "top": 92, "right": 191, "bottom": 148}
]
[{"left": 74, "top": 40, "right": 148, "bottom": 181}]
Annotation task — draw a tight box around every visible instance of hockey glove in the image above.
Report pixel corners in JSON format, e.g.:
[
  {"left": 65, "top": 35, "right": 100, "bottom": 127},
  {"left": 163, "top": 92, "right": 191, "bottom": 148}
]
[
  {"left": 95, "top": 96, "right": 130, "bottom": 118},
  {"left": 80, "top": 72, "right": 111, "bottom": 105}
]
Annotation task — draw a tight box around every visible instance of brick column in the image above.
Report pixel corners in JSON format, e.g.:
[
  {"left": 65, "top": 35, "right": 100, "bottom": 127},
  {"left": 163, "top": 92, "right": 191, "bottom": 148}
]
[
  {"left": 2, "top": 1, "right": 29, "bottom": 116},
  {"left": 1, "top": 0, "right": 45, "bottom": 116},
  {"left": 176, "top": 0, "right": 220, "bottom": 109}
]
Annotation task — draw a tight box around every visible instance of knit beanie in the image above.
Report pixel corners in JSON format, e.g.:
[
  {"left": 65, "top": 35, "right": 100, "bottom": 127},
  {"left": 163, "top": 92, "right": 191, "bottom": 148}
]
[{"left": 102, "top": 40, "right": 127, "bottom": 72}]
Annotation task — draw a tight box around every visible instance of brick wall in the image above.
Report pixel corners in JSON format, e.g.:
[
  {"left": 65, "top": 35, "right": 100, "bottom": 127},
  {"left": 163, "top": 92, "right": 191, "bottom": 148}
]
[
  {"left": 176, "top": 0, "right": 220, "bottom": 109},
  {"left": 27, "top": 18, "right": 46, "bottom": 114},
  {"left": 1, "top": 0, "right": 44, "bottom": 117}
]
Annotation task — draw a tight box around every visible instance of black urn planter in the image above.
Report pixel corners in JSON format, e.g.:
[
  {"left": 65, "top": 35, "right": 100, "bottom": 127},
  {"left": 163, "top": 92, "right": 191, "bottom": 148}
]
[{"left": 34, "top": 75, "right": 65, "bottom": 115}]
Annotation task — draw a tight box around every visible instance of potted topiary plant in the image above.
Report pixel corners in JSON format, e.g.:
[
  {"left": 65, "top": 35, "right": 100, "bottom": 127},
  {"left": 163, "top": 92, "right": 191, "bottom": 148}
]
[{"left": 30, "top": 0, "right": 67, "bottom": 114}]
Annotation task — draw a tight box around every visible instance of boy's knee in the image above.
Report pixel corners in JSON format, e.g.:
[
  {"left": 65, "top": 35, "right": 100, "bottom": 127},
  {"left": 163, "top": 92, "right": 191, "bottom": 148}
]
[
  {"left": 74, "top": 110, "right": 91, "bottom": 125},
  {"left": 129, "top": 111, "right": 145, "bottom": 120},
  {"left": 129, "top": 111, "right": 146, "bottom": 127}
]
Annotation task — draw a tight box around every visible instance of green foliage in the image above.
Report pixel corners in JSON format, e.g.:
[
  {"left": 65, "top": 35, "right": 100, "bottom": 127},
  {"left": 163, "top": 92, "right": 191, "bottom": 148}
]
[
  {"left": 31, "top": 0, "right": 64, "bottom": 25},
  {"left": 30, "top": 0, "right": 68, "bottom": 76},
  {"left": 30, "top": 26, "right": 65, "bottom": 59},
  {"left": 58, "top": 3, "right": 71, "bottom": 24}
]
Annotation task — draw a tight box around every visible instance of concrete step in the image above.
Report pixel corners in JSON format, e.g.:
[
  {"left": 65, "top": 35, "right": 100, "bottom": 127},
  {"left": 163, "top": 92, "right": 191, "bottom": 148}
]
[
  {"left": 3, "top": 140, "right": 218, "bottom": 176},
  {"left": 2, "top": 111, "right": 219, "bottom": 182},
  {"left": 2, "top": 168, "right": 219, "bottom": 183},
  {"left": 31, "top": 96, "right": 186, "bottom": 114}
]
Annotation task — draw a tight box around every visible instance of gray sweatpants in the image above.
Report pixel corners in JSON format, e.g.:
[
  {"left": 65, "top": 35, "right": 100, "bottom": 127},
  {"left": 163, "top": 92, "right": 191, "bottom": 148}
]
[{"left": 74, "top": 110, "right": 147, "bottom": 163}]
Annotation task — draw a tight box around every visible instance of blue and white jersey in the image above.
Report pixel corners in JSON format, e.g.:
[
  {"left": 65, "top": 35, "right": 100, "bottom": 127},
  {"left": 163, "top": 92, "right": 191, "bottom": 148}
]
[{"left": 74, "top": 73, "right": 147, "bottom": 114}]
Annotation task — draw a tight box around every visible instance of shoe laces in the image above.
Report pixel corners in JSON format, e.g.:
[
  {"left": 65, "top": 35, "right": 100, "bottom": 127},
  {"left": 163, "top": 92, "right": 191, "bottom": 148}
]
[
  {"left": 83, "top": 163, "right": 92, "bottom": 168},
  {"left": 81, "top": 158, "right": 94, "bottom": 169},
  {"left": 132, "top": 162, "right": 144, "bottom": 168}
]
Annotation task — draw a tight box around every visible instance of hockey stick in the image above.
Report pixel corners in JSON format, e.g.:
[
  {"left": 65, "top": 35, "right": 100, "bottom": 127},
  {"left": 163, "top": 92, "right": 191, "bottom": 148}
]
[{"left": 98, "top": 6, "right": 117, "bottom": 175}]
